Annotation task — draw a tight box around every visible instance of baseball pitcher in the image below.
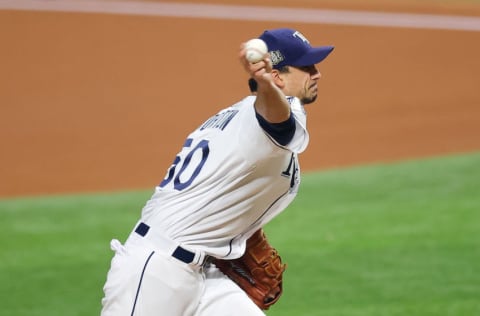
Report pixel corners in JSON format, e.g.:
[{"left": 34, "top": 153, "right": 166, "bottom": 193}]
[{"left": 101, "top": 28, "right": 334, "bottom": 316}]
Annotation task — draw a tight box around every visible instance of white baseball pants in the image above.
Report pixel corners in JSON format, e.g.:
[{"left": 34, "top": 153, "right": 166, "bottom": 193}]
[{"left": 100, "top": 232, "right": 265, "bottom": 316}]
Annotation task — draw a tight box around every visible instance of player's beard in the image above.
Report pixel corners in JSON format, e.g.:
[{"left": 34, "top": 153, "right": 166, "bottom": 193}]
[
  {"left": 301, "top": 85, "right": 318, "bottom": 104},
  {"left": 301, "top": 95, "right": 317, "bottom": 104}
]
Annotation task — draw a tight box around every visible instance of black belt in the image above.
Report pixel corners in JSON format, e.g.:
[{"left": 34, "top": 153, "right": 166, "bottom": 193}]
[{"left": 135, "top": 222, "right": 195, "bottom": 264}]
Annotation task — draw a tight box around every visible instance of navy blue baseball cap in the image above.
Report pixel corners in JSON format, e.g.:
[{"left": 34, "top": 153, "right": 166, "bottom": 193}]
[{"left": 259, "top": 28, "right": 334, "bottom": 69}]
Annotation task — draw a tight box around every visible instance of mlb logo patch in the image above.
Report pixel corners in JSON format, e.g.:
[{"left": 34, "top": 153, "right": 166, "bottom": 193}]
[{"left": 270, "top": 50, "right": 284, "bottom": 66}]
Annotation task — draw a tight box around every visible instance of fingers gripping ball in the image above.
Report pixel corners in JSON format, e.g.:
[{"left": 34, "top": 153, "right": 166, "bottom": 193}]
[{"left": 245, "top": 38, "right": 268, "bottom": 63}]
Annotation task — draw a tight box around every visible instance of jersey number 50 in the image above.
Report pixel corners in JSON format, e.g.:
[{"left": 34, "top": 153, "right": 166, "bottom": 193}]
[{"left": 159, "top": 138, "right": 210, "bottom": 191}]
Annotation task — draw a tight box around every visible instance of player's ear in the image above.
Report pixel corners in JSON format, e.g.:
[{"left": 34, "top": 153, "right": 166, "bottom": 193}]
[{"left": 271, "top": 70, "right": 285, "bottom": 88}]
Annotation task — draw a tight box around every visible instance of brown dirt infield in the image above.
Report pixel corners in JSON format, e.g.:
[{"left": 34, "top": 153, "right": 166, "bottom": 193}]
[{"left": 1, "top": 1, "right": 480, "bottom": 197}]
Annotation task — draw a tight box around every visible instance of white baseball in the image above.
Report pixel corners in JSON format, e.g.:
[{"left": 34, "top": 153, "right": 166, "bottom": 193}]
[{"left": 245, "top": 38, "right": 268, "bottom": 63}]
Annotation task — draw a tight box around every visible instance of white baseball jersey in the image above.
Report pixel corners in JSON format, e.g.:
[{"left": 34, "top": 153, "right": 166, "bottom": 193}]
[{"left": 139, "top": 95, "right": 309, "bottom": 259}]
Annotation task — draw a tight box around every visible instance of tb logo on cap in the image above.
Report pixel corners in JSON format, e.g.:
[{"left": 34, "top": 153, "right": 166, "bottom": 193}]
[{"left": 293, "top": 31, "right": 310, "bottom": 44}]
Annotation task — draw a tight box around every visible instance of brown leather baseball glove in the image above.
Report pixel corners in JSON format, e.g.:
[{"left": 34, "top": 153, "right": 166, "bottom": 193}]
[{"left": 213, "top": 229, "right": 286, "bottom": 310}]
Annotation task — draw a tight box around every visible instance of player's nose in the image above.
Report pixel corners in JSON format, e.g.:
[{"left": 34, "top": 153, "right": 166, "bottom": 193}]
[{"left": 309, "top": 66, "right": 321, "bottom": 80}]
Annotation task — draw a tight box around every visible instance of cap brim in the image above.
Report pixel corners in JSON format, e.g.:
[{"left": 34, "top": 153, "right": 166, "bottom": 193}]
[{"left": 291, "top": 46, "right": 334, "bottom": 67}]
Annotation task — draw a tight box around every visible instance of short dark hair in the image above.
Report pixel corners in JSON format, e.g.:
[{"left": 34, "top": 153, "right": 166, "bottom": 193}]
[{"left": 277, "top": 65, "right": 290, "bottom": 73}]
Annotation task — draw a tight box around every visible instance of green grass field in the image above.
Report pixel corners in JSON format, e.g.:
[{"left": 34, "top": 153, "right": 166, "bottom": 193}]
[{"left": 1, "top": 152, "right": 479, "bottom": 316}]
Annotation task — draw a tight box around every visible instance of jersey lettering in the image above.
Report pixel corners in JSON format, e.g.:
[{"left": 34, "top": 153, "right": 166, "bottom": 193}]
[
  {"left": 199, "top": 109, "right": 239, "bottom": 131},
  {"left": 159, "top": 138, "right": 210, "bottom": 190}
]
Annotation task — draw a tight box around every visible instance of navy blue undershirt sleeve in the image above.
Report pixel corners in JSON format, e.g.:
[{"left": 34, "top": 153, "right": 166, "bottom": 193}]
[{"left": 255, "top": 112, "right": 296, "bottom": 146}]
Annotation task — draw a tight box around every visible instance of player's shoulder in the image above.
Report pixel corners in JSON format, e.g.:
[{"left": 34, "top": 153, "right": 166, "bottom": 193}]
[
  {"left": 193, "top": 96, "right": 254, "bottom": 133},
  {"left": 232, "top": 95, "right": 256, "bottom": 108}
]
